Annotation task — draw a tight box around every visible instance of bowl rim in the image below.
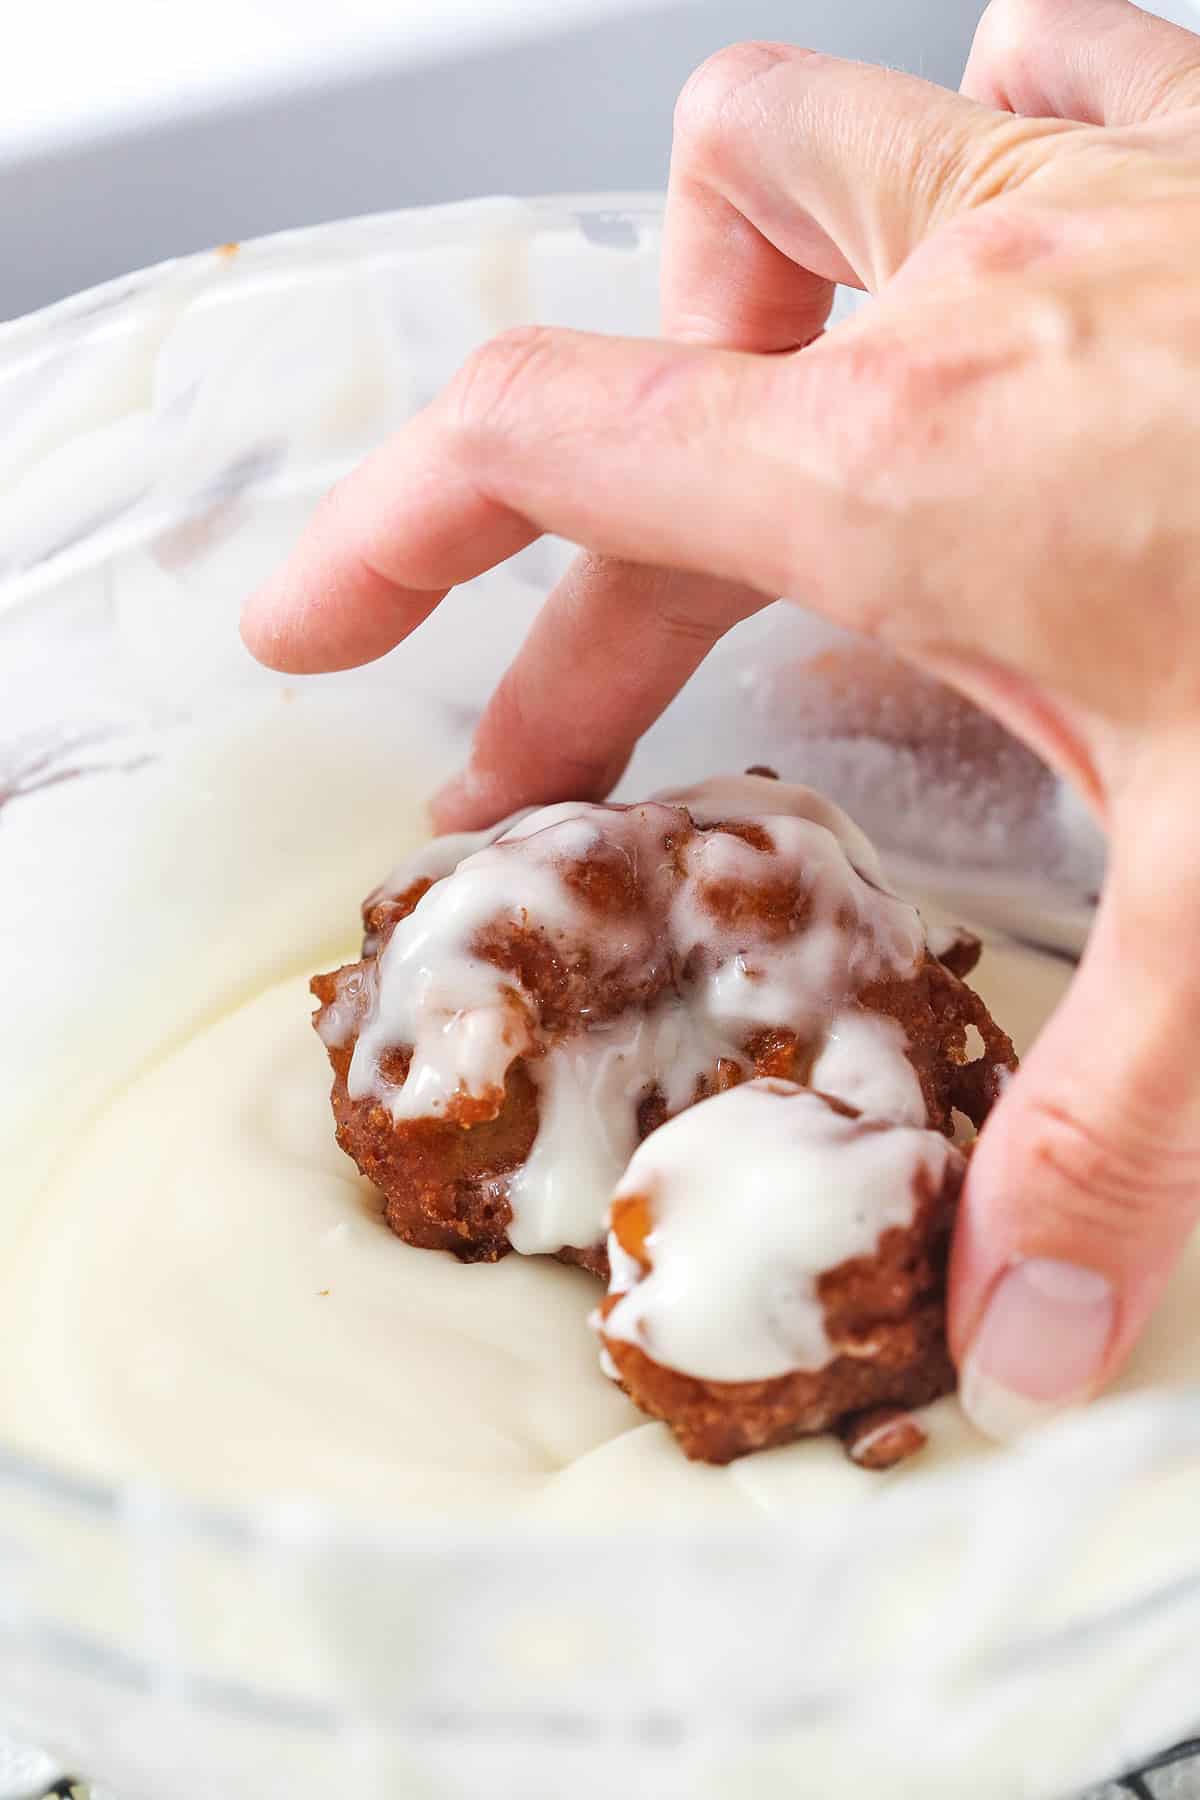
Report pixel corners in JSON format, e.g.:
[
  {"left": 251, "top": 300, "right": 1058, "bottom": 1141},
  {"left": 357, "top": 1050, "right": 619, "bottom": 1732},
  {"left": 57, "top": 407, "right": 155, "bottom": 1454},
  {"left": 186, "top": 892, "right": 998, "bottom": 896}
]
[
  {"left": 0, "top": 190, "right": 668, "bottom": 355},
  {"left": 5, "top": 1388, "right": 1200, "bottom": 1729}
]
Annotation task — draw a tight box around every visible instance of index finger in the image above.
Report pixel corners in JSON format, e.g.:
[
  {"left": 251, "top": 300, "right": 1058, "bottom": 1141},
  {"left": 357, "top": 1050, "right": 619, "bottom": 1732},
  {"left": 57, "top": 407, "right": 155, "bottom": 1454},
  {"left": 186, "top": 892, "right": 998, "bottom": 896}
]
[
  {"left": 240, "top": 327, "right": 806, "bottom": 675},
  {"left": 241, "top": 50, "right": 1057, "bottom": 680}
]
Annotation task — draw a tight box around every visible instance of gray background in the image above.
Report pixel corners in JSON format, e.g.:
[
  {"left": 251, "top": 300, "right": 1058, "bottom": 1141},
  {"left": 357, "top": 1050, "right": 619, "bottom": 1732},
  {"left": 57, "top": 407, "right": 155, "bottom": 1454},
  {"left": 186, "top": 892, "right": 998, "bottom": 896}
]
[{"left": 1, "top": 0, "right": 986, "bottom": 320}]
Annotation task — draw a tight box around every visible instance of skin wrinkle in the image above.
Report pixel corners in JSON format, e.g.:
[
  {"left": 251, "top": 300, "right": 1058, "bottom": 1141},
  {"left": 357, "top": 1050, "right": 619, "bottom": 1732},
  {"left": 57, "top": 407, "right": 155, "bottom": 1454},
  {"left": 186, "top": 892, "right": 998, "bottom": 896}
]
[
  {"left": 676, "top": 53, "right": 872, "bottom": 289},
  {"left": 932, "top": 114, "right": 1080, "bottom": 221},
  {"left": 648, "top": 602, "right": 733, "bottom": 652},
  {"left": 1020, "top": 1099, "right": 1200, "bottom": 1254},
  {"left": 671, "top": 41, "right": 805, "bottom": 184},
  {"left": 1022, "top": 133, "right": 1200, "bottom": 209},
  {"left": 1084, "top": 21, "right": 1200, "bottom": 123},
  {"left": 447, "top": 324, "right": 565, "bottom": 457}
]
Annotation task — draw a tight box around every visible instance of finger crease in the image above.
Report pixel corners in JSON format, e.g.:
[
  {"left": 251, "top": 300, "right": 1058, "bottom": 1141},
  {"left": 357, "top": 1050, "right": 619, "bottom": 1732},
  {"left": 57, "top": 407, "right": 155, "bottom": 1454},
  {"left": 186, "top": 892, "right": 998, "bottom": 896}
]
[
  {"left": 1028, "top": 1099, "right": 1200, "bottom": 1239},
  {"left": 652, "top": 607, "right": 724, "bottom": 650}
]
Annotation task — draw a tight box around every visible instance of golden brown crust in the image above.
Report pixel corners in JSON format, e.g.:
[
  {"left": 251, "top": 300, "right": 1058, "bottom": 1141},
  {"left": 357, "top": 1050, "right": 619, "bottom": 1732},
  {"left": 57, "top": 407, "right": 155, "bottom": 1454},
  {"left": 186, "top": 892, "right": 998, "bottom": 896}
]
[
  {"left": 600, "top": 1153, "right": 962, "bottom": 1465},
  {"left": 314, "top": 980, "right": 530, "bottom": 1262},
  {"left": 840, "top": 1406, "right": 930, "bottom": 1470},
  {"left": 932, "top": 925, "right": 983, "bottom": 981},
  {"left": 858, "top": 955, "right": 1016, "bottom": 1134},
  {"left": 312, "top": 795, "right": 1015, "bottom": 1268},
  {"left": 360, "top": 877, "right": 435, "bottom": 958}
]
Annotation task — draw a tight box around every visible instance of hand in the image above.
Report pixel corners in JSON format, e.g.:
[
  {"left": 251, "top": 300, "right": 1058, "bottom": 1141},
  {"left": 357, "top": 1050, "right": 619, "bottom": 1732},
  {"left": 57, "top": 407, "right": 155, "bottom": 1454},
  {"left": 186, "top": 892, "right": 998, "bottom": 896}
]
[{"left": 243, "top": 0, "right": 1200, "bottom": 1441}]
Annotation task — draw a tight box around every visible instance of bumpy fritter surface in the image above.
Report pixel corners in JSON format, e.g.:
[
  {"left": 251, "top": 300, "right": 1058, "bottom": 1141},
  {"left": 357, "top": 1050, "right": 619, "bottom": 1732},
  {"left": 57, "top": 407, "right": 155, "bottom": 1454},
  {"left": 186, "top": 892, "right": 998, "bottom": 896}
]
[
  {"left": 598, "top": 1117, "right": 964, "bottom": 1466},
  {"left": 312, "top": 784, "right": 1014, "bottom": 1270}
]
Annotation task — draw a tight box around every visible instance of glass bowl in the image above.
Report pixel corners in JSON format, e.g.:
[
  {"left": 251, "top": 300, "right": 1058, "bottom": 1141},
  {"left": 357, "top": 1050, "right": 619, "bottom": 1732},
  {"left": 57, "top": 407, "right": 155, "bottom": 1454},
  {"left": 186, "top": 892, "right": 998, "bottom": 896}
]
[{"left": 0, "top": 196, "right": 1195, "bottom": 1800}]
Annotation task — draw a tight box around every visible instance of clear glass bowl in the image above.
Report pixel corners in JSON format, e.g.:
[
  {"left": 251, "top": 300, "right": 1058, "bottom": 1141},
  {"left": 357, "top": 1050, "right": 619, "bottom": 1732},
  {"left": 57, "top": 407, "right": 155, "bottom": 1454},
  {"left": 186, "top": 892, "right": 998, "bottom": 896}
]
[{"left": 1, "top": 196, "right": 1196, "bottom": 1800}]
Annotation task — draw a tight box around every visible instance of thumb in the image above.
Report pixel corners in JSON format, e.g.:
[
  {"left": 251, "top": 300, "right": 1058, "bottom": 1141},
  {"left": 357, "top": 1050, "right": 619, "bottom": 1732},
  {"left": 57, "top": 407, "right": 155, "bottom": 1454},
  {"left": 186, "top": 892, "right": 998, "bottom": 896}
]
[{"left": 950, "top": 770, "right": 1200, "bottom": 1439}]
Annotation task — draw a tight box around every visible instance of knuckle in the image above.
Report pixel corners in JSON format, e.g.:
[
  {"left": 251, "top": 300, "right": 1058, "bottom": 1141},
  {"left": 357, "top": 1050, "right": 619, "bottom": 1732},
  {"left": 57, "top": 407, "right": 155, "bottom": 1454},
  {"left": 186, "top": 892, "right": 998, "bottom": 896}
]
[
  {"left": 932, "top": 201, "right": 1061, "bottom": 281},
  {"left": 768, "top": 342, "right": 931, "bottom": 634},
  {"left": 934, "top": 112, "right": 1075, "bottom": 216},
  {"left": 672, "top": 41, "right": 797, "bottom": 170},
  {"left": 1021, "top": 1097, "right": 1200, "bottom": 1255},
  {"left": 971, "top": 0, "right": 1058, "bottom": 75},
  {"left": 650, "top": 603, "right": 723, "bottom": 652},
  {"left": 448, "top": 324, "right": 560, "bottom": 450},
  {"left": 639, "top": 562, "right": 752, "bottom": 649}
]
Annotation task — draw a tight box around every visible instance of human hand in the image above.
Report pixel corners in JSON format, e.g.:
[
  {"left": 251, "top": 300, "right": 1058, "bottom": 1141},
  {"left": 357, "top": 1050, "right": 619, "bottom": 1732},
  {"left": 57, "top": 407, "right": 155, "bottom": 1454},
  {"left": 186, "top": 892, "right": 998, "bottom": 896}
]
[{"left": 243, "top": 0, "right": 1200, "bottom": 1440}]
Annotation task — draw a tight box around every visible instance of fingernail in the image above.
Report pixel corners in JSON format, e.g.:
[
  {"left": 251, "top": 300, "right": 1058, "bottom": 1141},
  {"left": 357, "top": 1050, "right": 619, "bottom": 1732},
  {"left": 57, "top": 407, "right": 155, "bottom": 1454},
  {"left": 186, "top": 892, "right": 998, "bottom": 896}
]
[{"left": 960, "top": 1258, "right": 1116, "bottom": 1442}]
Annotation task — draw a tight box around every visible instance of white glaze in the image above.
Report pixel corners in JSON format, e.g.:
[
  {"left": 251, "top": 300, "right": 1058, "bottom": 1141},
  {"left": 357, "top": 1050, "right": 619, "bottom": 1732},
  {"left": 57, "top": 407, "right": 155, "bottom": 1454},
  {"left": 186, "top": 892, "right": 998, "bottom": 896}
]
[
  {"left": 660, "top": 772, "right": 886, "bottom": 880},
  {"left": 505, "top": 1000, "right": 727, "bottom": 1256},
  {"left": 601, "top": 1082, "right": 961, "bottom": 1383},
  {"left": 809, "top": 1010, "right": 927, "bottom": 1128},
  {"left": 0, "top": 935, "right": 1094, "bottom": 1520},
  {"left": 361, "top": 808, "right": 537, "bottom": 934},
  {"left": 338, "top": 778, "right": 927, "bottom": 1255}
]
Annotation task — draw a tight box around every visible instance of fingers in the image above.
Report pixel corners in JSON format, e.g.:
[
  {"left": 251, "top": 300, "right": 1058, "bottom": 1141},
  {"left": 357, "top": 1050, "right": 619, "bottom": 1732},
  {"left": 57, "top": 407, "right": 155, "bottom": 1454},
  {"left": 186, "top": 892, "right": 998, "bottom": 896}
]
[
  {"left": 963, "top": 0, "right": 1200, "bottom": 126},
  {"left": 240, "top": 442, "right": 536, "bottom": 673},
  {"left": 248, "top": 278, "right": 1047, "bottom": 718},
  {"left": 436, "top": 55, "right": 835, "bottom": 833},
  {"left": 655, "top": 41, "right": 1070, "bottom": 297},
  {"left": 243, "top": 327, "right": 800, "bottom": 686},
  {"left": 248, "top": 305, "right": 1025, "bottom": 712},
  {"left": 432, "top": 558, "right": 768, "bottom": 829},
  {"left": 244, "top": 47, "right": 1064, "bottom": 685},
  {"left": 663, "top": 42, "right": 842, "bottom": 344},
  {"left": 950, "top": 774, "right": 1200, "bottom": 1438}
]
